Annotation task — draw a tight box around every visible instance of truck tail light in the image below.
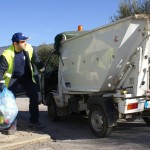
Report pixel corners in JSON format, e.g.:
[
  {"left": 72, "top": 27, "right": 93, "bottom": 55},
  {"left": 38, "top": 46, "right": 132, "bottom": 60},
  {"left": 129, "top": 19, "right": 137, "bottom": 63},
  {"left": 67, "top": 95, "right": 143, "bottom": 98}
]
[{"left": 127, "top": 102, "right": 138, "bottom": 110}]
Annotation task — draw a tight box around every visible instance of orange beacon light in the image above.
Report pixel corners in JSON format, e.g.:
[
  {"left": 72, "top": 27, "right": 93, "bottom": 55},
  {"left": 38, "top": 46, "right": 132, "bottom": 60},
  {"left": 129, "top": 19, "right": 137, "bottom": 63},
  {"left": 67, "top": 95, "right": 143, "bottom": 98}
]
[{"left": 78, "top": 25, "right": 83, "bottom": 31}]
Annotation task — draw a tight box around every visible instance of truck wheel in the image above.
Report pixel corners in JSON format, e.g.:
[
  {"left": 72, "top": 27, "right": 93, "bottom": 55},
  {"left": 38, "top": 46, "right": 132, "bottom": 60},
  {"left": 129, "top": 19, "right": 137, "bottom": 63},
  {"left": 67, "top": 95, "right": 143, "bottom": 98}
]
[
  {"left": 47, "top": 94, "right": 59, "bottom": 122},
  {"left": 89, "top": 105, "right": 112, "bottom": 138},
  {"left": 143, "top": 117, "right": 150, "bottom": 125}
]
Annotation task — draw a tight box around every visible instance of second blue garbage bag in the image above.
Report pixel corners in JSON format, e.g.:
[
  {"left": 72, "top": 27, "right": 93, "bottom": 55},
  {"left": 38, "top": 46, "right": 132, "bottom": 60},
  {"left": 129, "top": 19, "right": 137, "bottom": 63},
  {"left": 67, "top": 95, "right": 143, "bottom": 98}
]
[{"left": 0, "top": 86, "right": 18, "bottom": 129}]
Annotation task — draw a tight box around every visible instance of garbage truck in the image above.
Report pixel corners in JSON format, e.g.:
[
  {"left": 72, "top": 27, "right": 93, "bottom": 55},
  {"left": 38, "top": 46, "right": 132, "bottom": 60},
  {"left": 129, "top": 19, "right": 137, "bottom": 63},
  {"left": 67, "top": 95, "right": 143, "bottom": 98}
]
[{"left": 41, "top": 14, "right": 150, "bottom": 138}]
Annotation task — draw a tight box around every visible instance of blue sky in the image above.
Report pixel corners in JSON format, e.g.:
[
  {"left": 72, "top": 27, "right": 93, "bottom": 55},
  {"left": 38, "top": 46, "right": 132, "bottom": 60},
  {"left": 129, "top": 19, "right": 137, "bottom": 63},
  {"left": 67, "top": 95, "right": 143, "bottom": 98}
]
[{"left": 0, "top": 0, "right": 120, "bottom": 46}]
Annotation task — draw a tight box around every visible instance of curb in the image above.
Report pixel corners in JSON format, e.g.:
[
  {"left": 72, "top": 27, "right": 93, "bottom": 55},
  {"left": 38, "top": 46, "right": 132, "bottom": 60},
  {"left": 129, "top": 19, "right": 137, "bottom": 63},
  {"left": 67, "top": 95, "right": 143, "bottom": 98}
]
[{"left": 0, "top": 131, "right": 52, "bottom": 150}]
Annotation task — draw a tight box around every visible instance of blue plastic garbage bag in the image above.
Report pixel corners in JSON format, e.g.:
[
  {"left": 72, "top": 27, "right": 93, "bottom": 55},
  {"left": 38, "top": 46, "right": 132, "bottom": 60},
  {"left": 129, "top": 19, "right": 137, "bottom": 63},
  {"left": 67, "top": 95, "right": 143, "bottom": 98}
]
[{"left": 0, "top": 86, "right": 18, "bottom": 129}]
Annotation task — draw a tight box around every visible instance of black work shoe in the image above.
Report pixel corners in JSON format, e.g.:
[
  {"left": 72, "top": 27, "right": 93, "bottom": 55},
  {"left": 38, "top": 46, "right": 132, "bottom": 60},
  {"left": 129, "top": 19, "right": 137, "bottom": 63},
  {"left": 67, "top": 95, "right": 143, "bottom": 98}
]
[
  {"left": 4, "top": 120, "right": 17, "bottom": 135},
  {"left": 29, "top": 122, "right": 45, "bottom": 130},
  {"left": 6, "top": 124, "right": 17, "bottom": 135}
]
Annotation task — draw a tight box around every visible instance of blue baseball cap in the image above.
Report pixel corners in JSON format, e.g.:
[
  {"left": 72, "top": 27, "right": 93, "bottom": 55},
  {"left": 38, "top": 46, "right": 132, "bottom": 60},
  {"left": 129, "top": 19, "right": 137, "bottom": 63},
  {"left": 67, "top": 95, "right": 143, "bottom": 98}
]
[{"left": 12, "top": 32, "right": 29, "bottom": 43}]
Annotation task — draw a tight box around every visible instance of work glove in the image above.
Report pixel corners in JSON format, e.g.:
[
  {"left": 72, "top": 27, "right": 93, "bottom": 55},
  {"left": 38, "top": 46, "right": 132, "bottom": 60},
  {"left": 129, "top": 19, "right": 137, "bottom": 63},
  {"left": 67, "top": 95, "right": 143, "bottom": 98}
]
[{"left": 0, "top": 83, "right": 4, "bottom": 92}]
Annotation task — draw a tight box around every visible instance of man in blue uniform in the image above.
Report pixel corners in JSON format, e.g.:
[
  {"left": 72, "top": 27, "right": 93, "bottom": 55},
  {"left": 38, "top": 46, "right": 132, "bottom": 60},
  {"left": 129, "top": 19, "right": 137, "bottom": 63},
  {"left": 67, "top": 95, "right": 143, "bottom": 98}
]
[{"left": 0, "top": 32, "right": 45, "bottom": 134}]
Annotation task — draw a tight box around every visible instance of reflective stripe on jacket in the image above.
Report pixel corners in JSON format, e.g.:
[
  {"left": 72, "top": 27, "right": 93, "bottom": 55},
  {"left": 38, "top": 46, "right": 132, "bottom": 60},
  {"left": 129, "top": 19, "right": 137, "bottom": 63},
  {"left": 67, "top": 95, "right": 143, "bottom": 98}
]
[{"left": 2, "top": 44, "right": 35, "bottom": 87}]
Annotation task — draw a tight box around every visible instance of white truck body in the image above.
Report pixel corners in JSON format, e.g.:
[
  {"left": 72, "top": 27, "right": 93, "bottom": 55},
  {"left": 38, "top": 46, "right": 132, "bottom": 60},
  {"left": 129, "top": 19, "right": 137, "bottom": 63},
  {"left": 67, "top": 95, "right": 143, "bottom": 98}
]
[
  {"left": 57, "top": 15, "right": 150, "bottom": 114},
  {"left": 60, "top": 15, "right": 150, "bottom": 93},
  {"left": 44, "top": 15, "right": 150, "bottom": 137}
]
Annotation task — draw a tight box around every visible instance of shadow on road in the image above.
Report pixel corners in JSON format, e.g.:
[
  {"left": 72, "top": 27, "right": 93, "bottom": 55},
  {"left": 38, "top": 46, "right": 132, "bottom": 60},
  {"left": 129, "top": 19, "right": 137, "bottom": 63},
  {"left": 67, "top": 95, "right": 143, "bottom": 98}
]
[
  {"left": 17, "top": 110, "right": 150, "bottom": 149},
  {"left": 13, "top": 98, "right": 150, "bottom": 149}
]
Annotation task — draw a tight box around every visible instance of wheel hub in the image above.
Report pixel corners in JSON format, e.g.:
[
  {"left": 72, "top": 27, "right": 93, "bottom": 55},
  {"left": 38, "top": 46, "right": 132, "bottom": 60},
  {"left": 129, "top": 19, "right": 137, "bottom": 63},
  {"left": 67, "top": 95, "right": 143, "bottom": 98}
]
[{"left": 91, "top": 111, "right": 103, "bottom": 132}]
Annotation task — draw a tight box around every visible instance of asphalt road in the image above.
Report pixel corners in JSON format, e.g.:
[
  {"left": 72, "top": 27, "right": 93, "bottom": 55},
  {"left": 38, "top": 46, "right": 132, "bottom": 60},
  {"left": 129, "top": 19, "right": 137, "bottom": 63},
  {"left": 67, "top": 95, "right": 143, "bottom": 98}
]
[{"left": 16, "top": 98, "right": 150, "bottom": 150}]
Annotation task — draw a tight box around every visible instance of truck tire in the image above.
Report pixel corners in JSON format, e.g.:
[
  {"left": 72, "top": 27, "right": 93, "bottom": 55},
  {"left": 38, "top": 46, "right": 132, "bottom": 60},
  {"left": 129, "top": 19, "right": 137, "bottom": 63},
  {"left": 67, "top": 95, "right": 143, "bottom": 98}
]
[
  {"left": 89, "top": 105, "right": 112, "bottom": 138},
  {"left": 47, "top": 94, "right": 59, "bottom": 122},
  {"left": 143, "top": 117, "right": 150, "bottom": 125}
]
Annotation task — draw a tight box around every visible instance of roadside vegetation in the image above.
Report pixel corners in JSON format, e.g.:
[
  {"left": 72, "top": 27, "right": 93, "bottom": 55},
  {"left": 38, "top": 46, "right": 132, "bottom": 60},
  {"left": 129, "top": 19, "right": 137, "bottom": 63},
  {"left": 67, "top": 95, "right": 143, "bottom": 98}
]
[
  {"left": 37, "top": 44, "right": 59, "bottom": 71},
  {"left": 111, "top": 0, "right": 150, "bottom": 21}
]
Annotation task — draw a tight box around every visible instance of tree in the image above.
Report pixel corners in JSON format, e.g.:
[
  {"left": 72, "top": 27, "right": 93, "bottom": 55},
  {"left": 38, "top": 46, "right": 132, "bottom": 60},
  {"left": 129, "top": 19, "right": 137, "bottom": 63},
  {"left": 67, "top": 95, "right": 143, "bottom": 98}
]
[
  {"left": 111, "top": 0, "right": 150, "bottom": 22},
  {"left": 37, "top": 44, "right": 59, "bottom": 71}
]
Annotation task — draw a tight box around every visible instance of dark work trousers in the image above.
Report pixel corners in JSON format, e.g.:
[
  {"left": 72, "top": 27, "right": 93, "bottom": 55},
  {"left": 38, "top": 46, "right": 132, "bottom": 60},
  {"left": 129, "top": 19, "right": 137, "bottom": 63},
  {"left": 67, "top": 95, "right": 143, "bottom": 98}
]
[{"left": 8, "top": 77, "right": 39, "bottom": 124}]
